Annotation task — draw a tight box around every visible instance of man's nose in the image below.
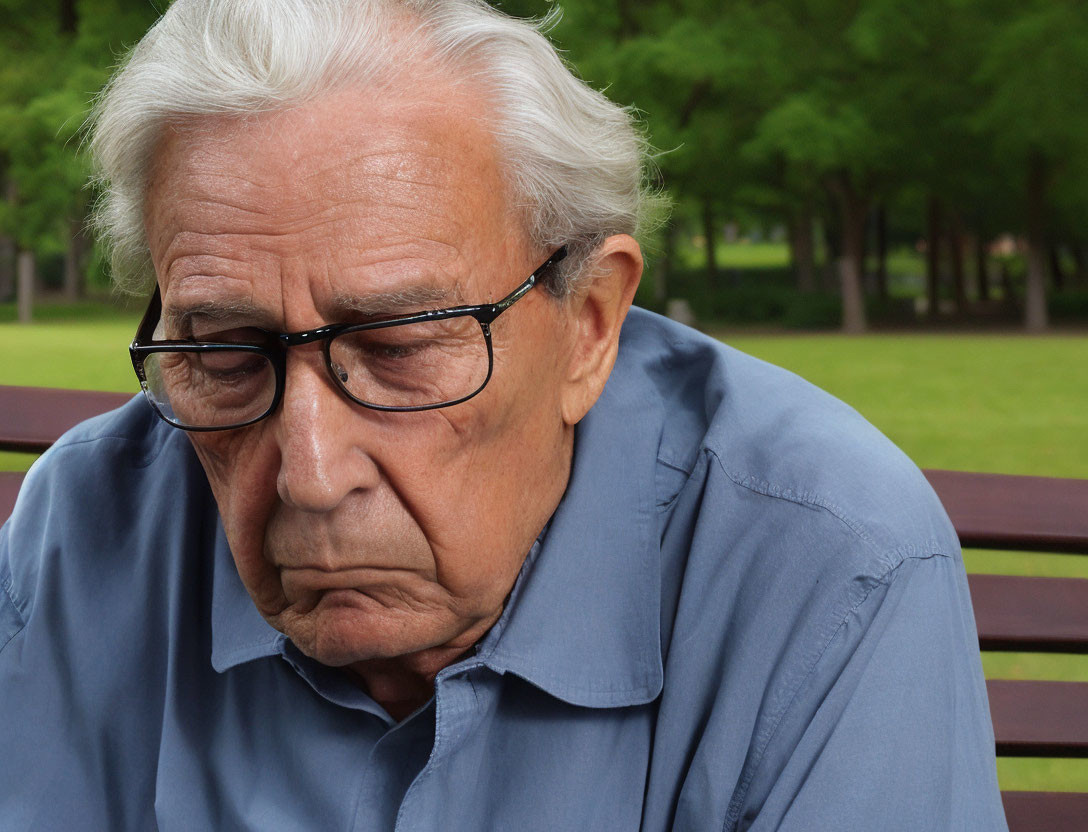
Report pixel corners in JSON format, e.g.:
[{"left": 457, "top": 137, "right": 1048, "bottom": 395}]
[{"left": 273, "top": 351, "right": 381, "bottom": 512}]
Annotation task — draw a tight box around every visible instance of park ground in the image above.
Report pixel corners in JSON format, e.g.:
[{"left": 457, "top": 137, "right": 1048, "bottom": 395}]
[{"left": 2, "top": 277, "right": 1087, "bottom": 793}]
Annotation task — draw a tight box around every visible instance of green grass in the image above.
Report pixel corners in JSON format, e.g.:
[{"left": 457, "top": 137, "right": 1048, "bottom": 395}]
[
  {"left": 0, "top": 297, "right": 144, "bottom": 324},
  {"left": 714, "top": 241, "right": 792, "bottom": 269},
  {"left": 997, "top": 759, "right": 1088, "bottom": 793},
  {"left": 0, "top": 317, "right": 140, "bottom": 391},
  {"left": 680, "top": 239, "right": 928, "bottom": 281},
  {"left": 724, "top": 334, "right": 1088, "bottom": 479},
  {"left": 676, "top": 240, "right": 793, "bottom": 270},
  {"left": 3, "top": 308, "right": 1088, "bottom": 791}
]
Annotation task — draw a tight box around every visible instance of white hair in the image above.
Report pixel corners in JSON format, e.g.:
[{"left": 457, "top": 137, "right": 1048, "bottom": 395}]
[{"left": 89, "top": 0, "right": 664, "bottom": 296}]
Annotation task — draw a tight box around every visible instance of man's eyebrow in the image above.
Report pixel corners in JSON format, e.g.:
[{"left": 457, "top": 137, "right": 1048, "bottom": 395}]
[
  {"left": 163, "top": 298, "right": 269, "bottom": 332},
  {"left": 161, "top": 285, "right": 469, "bottom": 333},
  {"left": 331, "top": 284, "right": 467, "bottom": 318}
]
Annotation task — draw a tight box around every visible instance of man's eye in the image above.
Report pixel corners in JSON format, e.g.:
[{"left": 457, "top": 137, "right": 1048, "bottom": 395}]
[
  {"left": 189, "top": 350, "right": 268, "bottom": 378},
  {"left": 363, "top": 341, "right": 429, "bottom": 361}
]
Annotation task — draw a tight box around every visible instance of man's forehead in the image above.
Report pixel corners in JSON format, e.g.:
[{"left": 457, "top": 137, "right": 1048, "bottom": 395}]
[
  {"left": 150, "top": 85, "right": 498, "bottom": 205},
  {"left": 148, "top": 85, "right": 524, "bottom": 328}
]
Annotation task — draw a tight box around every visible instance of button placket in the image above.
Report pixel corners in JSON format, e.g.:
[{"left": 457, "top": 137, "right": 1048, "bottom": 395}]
[{"left": 393, "top": 662, "right": 485, "bottom": 831}]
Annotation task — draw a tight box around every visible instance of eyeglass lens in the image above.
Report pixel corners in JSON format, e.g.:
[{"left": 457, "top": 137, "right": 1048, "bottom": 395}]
[
  {"left": 140, "top": 315, "right": 491, "bottom": 428},
  {"left": 329, "top": 316, "right": 489, "bottom": 409},
  {"left": 142, "top": 349, "right": 277, "bottom": 429}
]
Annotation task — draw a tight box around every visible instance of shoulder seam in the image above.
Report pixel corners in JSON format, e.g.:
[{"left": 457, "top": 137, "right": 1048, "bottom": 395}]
[
  {"left": 704, "top": 447, "right": 955, "bottom": 567},
  {"left": 705, "top": 446, "right": 878, "bottom": 546},
  {"left": 46, "top": 430, "right": 170, "bottom": 471}
]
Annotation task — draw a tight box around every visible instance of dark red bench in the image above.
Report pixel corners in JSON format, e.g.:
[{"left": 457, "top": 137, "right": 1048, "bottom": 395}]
[
  {"left": 2, "top": 385, "right": 1087, "bottom": 828},
  {"left": 0, "top": 385, "right": 132, "bottom": 519},
  {"left": 921, "top": 470, "right": 1088, "bottom": 830}
]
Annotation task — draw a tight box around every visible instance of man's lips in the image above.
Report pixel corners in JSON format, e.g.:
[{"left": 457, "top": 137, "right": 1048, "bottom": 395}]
[{"left": 279, "top": 566, "right": 424, "bottom": 597}]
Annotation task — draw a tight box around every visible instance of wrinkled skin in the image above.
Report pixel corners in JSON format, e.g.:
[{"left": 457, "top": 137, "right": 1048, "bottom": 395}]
[{"left": 144, "top": 81, "right": 641, "bottom": 718}]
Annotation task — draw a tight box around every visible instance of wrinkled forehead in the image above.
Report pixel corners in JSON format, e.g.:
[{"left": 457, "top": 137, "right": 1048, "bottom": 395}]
[{"left": 144, "top": 85, "right": 530, "bottom": 322}]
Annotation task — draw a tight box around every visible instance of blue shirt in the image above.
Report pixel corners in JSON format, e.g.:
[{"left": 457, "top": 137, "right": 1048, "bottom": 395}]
[{"left": 0, "top": 308, "right": 1006, "bottom": 830}]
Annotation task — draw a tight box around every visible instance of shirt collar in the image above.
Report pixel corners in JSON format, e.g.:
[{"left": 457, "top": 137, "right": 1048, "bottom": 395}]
[
  {"left": 210, "top": 520, "right": 283, "bottom": 672},
  {"left": 211, "top": 325, "right": 666, "bottom": 707}
]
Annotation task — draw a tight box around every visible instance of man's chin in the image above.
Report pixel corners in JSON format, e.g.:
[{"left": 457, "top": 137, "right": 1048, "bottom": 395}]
[{"left": 279, "top": 590, "right": 447, "bottom": 668}]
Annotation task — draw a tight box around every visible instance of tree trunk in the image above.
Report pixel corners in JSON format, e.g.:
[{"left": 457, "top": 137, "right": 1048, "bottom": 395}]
[
  {"left": 832, "top": 178, "right": 868, "bottom": 333},
  {"left": 17, "top": 248, "right": 35, "bottom": 323},
  {"left": 0, "top": 234, "right": 13, "bottom": 302},
  {"left": 925, "top": 196, "right": 942, "bottom": 320},
  {"left": 0, "top": 174, "right": 13, "bottom": 302},
  {"left": 60, "top": 0, "right": 77, "bottom": 34},
  {"left": 788, "top": 207, "right": 816, "bottom": 292},
  {"left": 62, "top": 216, "right": 88, "bottom": 301},
  {"left": 702, "top": 196, "right": 718, "bottom": 287},
  {"left": 873, "top": 203, "right": 888, "bottom": 302},
  {"left": 999, "top": 260, "right": 1016, "bottom": 311},
  {"left": 1024, "top": 153, "right": 1049, "bottom": 332},
  {"left": 975, "top": 234, "right": 990, "bottom": 302},
  {"left": 822, "top": 213, "right": 841, "bottom": 291},
  {"left": 949, "top": 217, "right": 967, "bottom": 315}
]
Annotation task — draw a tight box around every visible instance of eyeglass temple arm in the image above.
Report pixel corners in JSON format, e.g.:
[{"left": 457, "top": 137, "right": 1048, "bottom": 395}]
[
  {"left": 489, "top": 246, "right": 569, "bottom": 314},
  {"left": 132, "top": 284, "right": 164, "bottom": 348}
]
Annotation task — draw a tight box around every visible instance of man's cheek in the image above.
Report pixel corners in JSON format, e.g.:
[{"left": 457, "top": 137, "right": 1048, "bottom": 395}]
[
  {"left": 220, "top": 480, "right": 291, "bottom": 615},
  {"left": 190, "top": 435, "right": 283, "bottom": 575},
  {"left": 189, "top": 432, "right": 246, "bottom": 489},
  {"left": 190, "top": 429, "right": 276, "bottom": 502}
]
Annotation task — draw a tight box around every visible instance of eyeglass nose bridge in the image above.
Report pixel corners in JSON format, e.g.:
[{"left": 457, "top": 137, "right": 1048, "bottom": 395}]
[
  {"left": 277, "top": 324, "right": 341, "bottom": 348},
  {"left": 270, "top": 326, "right": 349, "bottom": 405}
]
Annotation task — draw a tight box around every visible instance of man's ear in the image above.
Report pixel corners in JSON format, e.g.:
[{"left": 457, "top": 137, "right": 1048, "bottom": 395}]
[{"left": 559, "top": 234, "right": 643, "bottom": 426}]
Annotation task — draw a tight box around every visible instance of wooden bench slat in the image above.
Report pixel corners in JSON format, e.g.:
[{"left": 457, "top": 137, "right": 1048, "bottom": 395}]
[
  {"left": 989, "top": 680, "right": 1088, "bottom": 757},
  {"left": 1002, "top": 791, "right": 1088, "bottom": 832},
  {"left": 0, "top": 385, "right": 132, "bottom": 454},
  {"left": 0, "top": 471, "right": 22, "bottom": 523},
  {"left": 924, "top": 469, "right": 1088, "bottom": 554},
  {"left": 969, "top": 574, "right": 1088, "bottom": 654}
]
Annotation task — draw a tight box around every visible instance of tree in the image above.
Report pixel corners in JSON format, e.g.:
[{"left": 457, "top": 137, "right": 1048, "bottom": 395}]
[
  {"left": 975, "top": 2, "right": 1088, "bottom": 331},
  {"left": 0, "top": 0, "right": 160, "bottom": 317}
]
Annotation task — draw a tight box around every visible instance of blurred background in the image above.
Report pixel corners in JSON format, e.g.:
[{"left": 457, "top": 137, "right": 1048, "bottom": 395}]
[{"left": 1, "top": 0, "right": 1086, "bottom": 792}]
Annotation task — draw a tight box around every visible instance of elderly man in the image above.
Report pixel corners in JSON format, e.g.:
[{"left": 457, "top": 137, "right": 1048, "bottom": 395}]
[{"left": 0, "top": 0, "right": 1005, "bottom": 829}]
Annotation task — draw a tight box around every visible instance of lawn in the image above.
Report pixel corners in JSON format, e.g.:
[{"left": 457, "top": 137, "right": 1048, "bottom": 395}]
[{"left": 3, "top": 307, "right": 1088, "bottom": 791}]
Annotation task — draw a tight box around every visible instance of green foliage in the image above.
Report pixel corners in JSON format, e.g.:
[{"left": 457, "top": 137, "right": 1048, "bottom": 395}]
[
  {"left": 521, "top": 0, "right": 1088, "bottom": 330},
  {"left": 1049, "top": 290, "right": 1088, "bottom": 320},
  {"left": 783, "top": 291, "right": 841, "bottom": 329},
  {"left": 975, "top": 3, "right": 1088, "bottom": 163},
  {"left": 4, "top": 0, "right": 1088, "bottom": 329},
  {"left": 0, "top": 0, "right": 160, "bottom": 251}
]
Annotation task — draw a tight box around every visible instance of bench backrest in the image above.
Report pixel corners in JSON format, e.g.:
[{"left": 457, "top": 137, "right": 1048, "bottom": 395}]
[
  {"left": 923, "top": 469, "right": 1088, "bottom": 830},
  {"left": 2, "top": 386, "right": 1086, "bottom": 829}
]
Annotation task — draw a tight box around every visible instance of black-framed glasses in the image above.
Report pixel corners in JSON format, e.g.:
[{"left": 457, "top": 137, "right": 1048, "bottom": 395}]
[{"left": 129, "top": 247, "right": 567, "bottom": 431}]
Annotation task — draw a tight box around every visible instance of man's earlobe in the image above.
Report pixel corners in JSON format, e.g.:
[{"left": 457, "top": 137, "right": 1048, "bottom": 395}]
[{"left": 559, "top": 234, "right": 643, "bottom": 425}]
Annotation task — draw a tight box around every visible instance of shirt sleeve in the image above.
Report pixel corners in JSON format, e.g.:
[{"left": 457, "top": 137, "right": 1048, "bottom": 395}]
[{"left": 742, "top": 553, "right": 1008, "bottom": 831}]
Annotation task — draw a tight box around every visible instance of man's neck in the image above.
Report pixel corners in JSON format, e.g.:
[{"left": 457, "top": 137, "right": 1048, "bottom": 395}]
[{"left": 347, "top": 611, "right": 501, "bottom": 721}]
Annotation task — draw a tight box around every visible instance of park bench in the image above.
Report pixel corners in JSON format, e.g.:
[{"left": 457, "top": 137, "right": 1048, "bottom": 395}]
[{"left": 1, "top": 383, "right": 1087, "bottom": 830}]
